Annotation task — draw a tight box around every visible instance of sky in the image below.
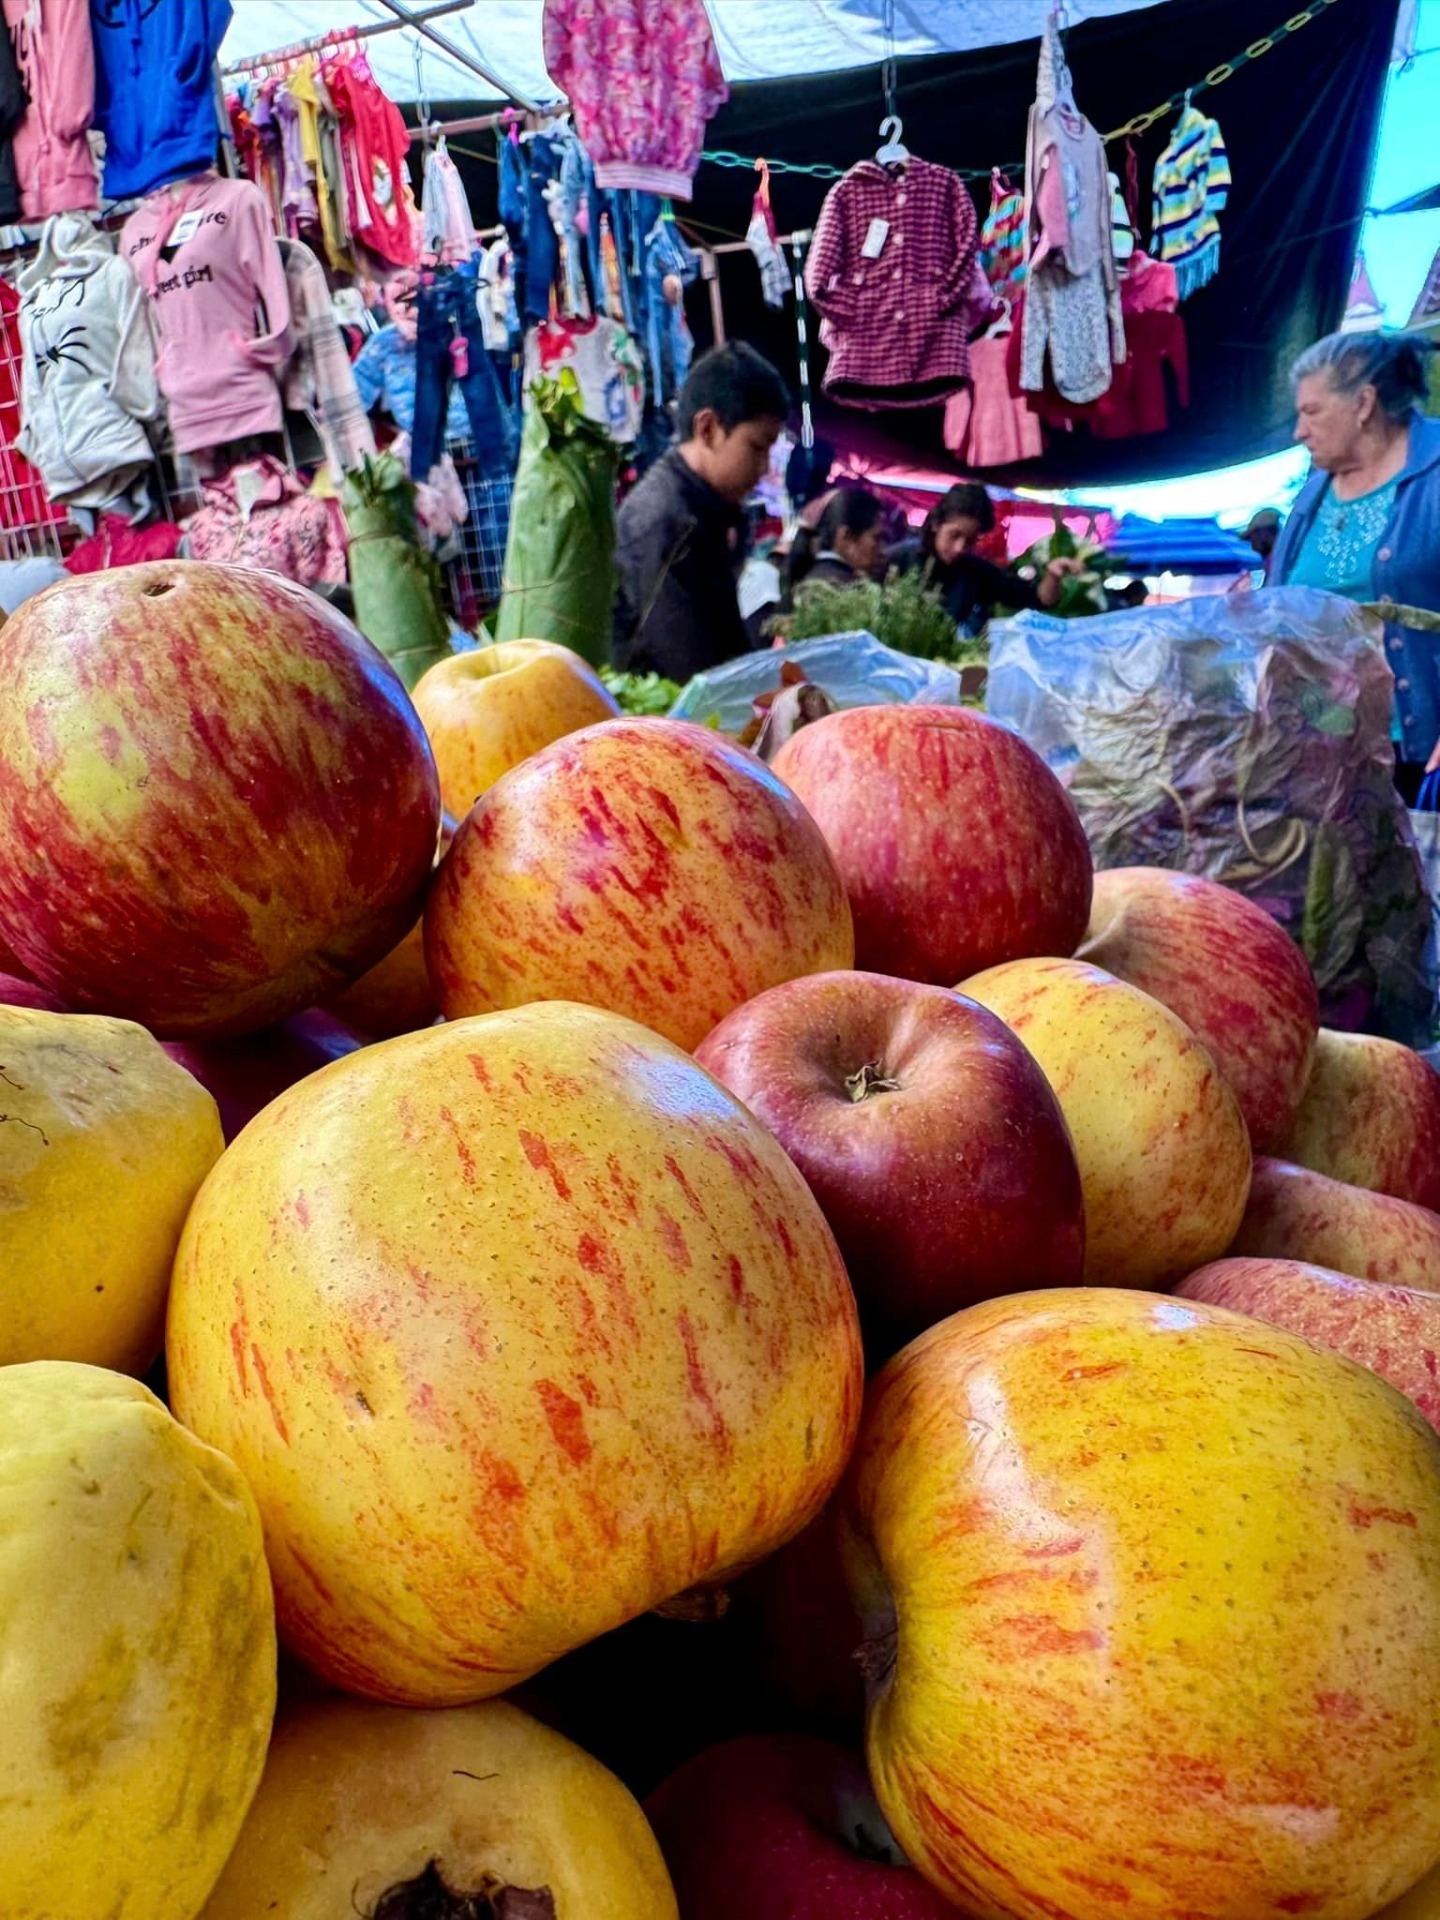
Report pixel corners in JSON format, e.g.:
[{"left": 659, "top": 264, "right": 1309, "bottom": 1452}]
[{"left": 1056, "top": 2, "right": 1440, "bottom": 527}]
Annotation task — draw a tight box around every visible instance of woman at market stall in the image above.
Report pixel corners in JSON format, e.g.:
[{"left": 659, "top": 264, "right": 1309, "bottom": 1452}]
[
  {"left": 1270, "top": 330, "right": 1440, "bottom": 801},
  {"left": 920, "top": 484, "right": 1081, "bottom": 634},
  {"left": 787, "top": 487, "right": 889, "bottom": 594}
]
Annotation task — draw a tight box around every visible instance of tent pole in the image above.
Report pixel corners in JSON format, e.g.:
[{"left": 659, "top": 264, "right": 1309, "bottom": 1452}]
[
  {"left": 223, "top": 0, "right": 473, "bottom": 76},
  {"left": 370, "top": 0, "right": 544, "bottom": 109}
]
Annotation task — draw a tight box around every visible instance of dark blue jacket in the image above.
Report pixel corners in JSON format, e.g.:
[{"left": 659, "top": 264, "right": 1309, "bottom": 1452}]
[
  {"left": 1272, "top": 414, "right": 1440, "bottom": 764},
  {"left": 91, "top": 0, "right": 233, "bottom": 202}
]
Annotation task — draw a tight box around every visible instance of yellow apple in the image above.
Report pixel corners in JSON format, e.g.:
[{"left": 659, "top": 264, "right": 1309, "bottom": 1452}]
[
  {"left": 962, "top": 956, "right": 1251, "bottom": 1289},
  {"left": 411, "top": 639, "right": 620, "bottom": 820},
  {"left": 0, "top": 1362, "right": 275, "bottom": 1919},
  {"left": 200, "top": 1694, "right": 677, "bottom": 1918},
  {"left": 1281, "top": 1030, "right": 1440, "bottom": 1211},
  {"left": 844, "top": 1289, "right": 1440, "bottom": 1920},
  {"left": 0, "top": 1004, "right": 223, "bottom": 1371},
  {"left": 167, "top": 1001, "right": 863, "bottom": 1706}
]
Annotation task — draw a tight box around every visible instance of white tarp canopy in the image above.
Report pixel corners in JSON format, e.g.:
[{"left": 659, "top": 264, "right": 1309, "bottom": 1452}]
[{"left": 220, "top": 0, "right": 1171, "bottom": 104}]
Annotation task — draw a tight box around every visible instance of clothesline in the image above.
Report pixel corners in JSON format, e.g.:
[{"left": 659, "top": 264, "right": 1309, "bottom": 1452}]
[{"left": 700, "top": 0, "right": 1347, "bottom": 188}]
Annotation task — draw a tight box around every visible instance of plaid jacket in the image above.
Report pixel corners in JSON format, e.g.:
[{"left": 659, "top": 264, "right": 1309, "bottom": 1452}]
[
  {"left": 280, "top": 238, "right": 375, "bottom": 479},
  {"left": 805, "top": 158, "right": 993, "bottom": 411}
]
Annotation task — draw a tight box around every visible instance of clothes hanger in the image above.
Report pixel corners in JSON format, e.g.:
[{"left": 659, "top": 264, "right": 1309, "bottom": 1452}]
[{"left": 875, "top": 115, "right": 908, "bottom": 167}]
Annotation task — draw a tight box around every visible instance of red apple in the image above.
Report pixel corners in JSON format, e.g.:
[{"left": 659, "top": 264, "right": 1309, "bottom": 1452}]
[
  {"left": 0, "top": 971, "right": 68, "bottom": 1012},
  {"left": 1233, "top": 1157, "right": 1440, "bottom": 1289},
  {"left": 163, "top": 1009, "right": 368, "bottom": 1143},
  {"left": 1177, "top": 1257, "right": 1440, "bottom": 1431},
  {"left": 1280, "top": 1030, "right": 1440, "bottom": 1211},
  {"left": 1078, "top": 867, "right": 1319, "bottom": 1151},
  {"left": 696, "top": 970, "right": 1084, "bottom": 1347},
  {"left": 0, "top": 561, "right": 440, "bottom": 1038},
  {"left": 769, "top": 705, "right": 1092, "bottom": 985},
  {"left": 646, "top": 1736, "right": 961, "bottom": 1920},
  {"left": 426, "top": 717, "right": 854, "bottom": 1051}
]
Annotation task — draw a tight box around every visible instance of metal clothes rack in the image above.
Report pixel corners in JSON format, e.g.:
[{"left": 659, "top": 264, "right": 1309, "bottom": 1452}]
[{"left": 223, "top": 0, "right": 542, "bottom": 110}]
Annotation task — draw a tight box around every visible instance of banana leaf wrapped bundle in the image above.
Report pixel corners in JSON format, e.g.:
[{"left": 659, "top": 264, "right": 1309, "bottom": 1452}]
[
  {"left": 495, "top": 370, "right": 620, "bottom": 668},
  {"left": 341, "top": 452, "right": 451, "bottom": 690}
]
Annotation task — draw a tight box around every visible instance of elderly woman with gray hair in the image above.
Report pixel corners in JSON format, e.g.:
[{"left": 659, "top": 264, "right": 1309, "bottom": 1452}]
[{"left": 1271, "top": 330, "right": 1440, "bottom": 800}]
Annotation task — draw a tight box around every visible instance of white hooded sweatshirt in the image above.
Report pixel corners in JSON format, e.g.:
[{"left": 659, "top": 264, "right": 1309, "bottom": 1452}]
[{"left": 16, "top": 211, "right": 161, "bottom": 508}]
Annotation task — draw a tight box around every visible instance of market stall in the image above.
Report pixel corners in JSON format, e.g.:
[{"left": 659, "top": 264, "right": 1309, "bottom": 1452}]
[{"left": 6, "top": 7, "right": 1440, "bottom": 1920}]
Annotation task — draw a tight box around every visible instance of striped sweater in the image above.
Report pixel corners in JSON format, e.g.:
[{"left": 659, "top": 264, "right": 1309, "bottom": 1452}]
[{"left": 1152, "top": 106, "right": 1231, "bottom": 300}]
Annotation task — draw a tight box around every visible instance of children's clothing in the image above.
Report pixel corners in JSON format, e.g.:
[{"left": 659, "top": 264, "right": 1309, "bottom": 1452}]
[
  {"left": 5, "top": 0, "right": 99, "bottom": 218},
  {"left": 279, "top": 237, "right": 375, "bottom": 478},
  {"left": 15, "top": 211, "right": 159, "bottom": 509},
  {"left": 1152, "top": 105, "right": 1231, "bottom": 300},
  {"left": 122, "top": 172, "right": 292, "bottom": 455},
  {"left": 542, "top": 0, "right": 727, "bottom": 200},
  {"left": 806, "top": 157, "right": 993, "bottom": 409},
  {"left": 91, "top": 0, "right": 231, "bottom": 201},
  {"left": 323, "top": 52, "right": 417, "bottom": 268},
  {"left": 352, "top": 321, "right": 469, "bottom": 442}
]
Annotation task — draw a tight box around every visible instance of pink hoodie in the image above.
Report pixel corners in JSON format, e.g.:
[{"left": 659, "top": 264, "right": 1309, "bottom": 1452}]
[
  {"left": 4, "top": 0, "right": 100, "bottom": 220},
  {"left": 121, "top": 173, "right": 293, "bottom": 456}
]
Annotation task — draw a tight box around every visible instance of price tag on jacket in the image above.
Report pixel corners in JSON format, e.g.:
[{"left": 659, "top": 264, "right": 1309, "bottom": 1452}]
[
  {"left": 861, "top": 218, "right": 890, "bottom": 259},
  {"left": 169, "top": 210, "right": 205, "bottom": 248}
]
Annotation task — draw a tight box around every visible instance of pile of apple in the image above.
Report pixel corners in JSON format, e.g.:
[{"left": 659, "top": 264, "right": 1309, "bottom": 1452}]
[{"left": 5, "top": 560, "right": 1440, "bottom": 1920}]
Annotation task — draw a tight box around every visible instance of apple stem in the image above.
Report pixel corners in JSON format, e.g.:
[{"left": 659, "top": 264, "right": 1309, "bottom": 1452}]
[{"left": 845, "top": 1062, "right": 902, "bottom": 1103}]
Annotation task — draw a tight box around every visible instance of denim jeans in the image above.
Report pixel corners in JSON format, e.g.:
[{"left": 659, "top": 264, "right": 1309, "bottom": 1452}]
[{"left": 411, "top": 268, "right": 518, "bottom": 482}]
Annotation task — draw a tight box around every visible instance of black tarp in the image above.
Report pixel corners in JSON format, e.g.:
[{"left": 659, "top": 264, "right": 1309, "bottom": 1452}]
[{"left": 435, "top": 0, "right": 1397, "bottom": 485}]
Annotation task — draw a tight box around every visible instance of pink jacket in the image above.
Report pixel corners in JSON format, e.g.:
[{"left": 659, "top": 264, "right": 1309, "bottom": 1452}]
[
  {"left": 4, "top": 0, "right": 99, "bottom": 219},
  {"left": 121, "top": 173, "right": 293, "bottom": 457},
  {"left": 542, "top": 0, "right": 726, "bottom": 200}
]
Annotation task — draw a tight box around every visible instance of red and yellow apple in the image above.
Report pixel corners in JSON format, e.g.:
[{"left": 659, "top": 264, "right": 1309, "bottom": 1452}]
[
  {"left": 1233, "top": 1158, "right": 1440, "bottom": 1289},
  {"left": 167, "top": 1001, "right": 864, "bottom": 1706},
  {"left": 1280, "top": 1030, "right": 1440, "bottom": 1211},
  {"left": 1077, "top": 866, "right": 1319, "bottom": 1151},
  {"left": 324, "top": 810, "right": 457, "bottom": 1040},
  {"left": 411, "top": 638, "right": 620, "bottom": 821},
  {"left": 0, "top": 970, "right": 66, "bottom": 1012},
  {"left": 963, "top": 957, "right": 1251, "bottom": 1289},
  {"left": 843, "top": 1288, "right": 1440, "bottom": 1919},
  {"left": 200, "top": 1694, "right": 677, "bottom": 1919},
  {"left": 0, "top": 562, "right": 440, "bottom": 1038},
  {"left": 1178, "top": 1257, "right": 1440, "bottom": 1431},
  {"left": 696, "top": 970, "right": 1084, "bottom": 1347},
  {"left": 425, "top": 717, "right": 854, "bottom": 1051},
  {"left": 769, "top": 705, "right": 1092, "bottom": 985}
]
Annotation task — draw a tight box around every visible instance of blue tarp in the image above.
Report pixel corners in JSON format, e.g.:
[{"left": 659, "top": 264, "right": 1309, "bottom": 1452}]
[{"left": 1106, "top": 516, "right": 1260, "bottom": 576}]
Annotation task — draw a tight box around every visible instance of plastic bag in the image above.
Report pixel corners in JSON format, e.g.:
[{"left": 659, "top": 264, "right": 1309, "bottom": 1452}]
[
  {"left": 987, "top": 587, "right": 1431, "bottom": 1042},
  {"left": 341, "top": 452, "right": 451, "bottom": 691},
  {"left": 669, "top": 631, "right": 964, "bottom": 734},
  {"left": 494, "top": 370, "right": 621, "bottom": 667}
]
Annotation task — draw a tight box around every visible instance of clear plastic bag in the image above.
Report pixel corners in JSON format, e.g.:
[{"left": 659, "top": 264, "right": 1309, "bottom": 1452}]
[
  {"left": 669, "top": 631, "right": 963, "bottom": 734},
  {"left": 987, "top": 587, "right": 1431, "bottom": 1042}
]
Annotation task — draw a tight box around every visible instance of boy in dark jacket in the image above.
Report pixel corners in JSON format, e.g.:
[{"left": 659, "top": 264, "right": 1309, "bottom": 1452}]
[{"left": 612, "top": 343, "right": 789, "bottom": 683}]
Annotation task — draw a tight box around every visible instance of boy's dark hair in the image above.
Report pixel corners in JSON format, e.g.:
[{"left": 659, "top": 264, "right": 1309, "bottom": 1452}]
[{"left": 678, "top": 342, "right": 791, "bottom": 437}]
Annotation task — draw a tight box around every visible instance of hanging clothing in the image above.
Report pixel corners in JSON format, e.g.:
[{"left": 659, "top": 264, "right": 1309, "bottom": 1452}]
[
  {"left": 90, "top": 0, "right": 232, "bottom": 201},
  {"left": 183, "top": 455, "right": 347, "bottom": 587},
  {"left": 353, "top": 321, "right": 469, "bottom": 442},
  {"left": 410, "top": 267, "right": 518, "bottom": 482},
  {"left": 5, "top": 0, "right": 99, "bottom": 219},
  {"left": 1152, "top": 104, "right": 1231, "bottom": 300},
  {"left": 66, "top": 511, "right": 181, "bottom": 571},
  {"left": 944, "top": 333, "right": 1043, "bottom": 468},
  {"left": 279, "top": 237, "right": 375, "bottom": 478},
  {"left": 0, "top": 281, "right": 67, "bottom": 534},
  {"left": 1091, "top": 311, "right": 1188, "bottom": 438},
  {"left": 449, "top": 447, "right": 512, "bottom": 610},
  {"left": 323, "top": 52, "right": 417, "bottom": 269},
  {"left": 541, "top": 0, "right": 727, "bottom": 201},
  {"left": 15, "top": 211, "right": 160, "bottom": 510},
  {"left": 979, "top": 169, "right": 1026, "bottom": 300},
  {"left": 296, "top": 60, "right": 355, "bottom": 273},
  {"left": 421, "top": 141, "right": 476, "bottom": 265},
  {"left": 1019, "top": 21, "right": 1124, "bottom": 407},
  {"left": 274, "top": 80, "right": 318, "bottom": 237},
  {"left": 806, "top": 158, "right": 993, "bottom": 410},
  {"left": 121, "top": 172, "right": 292, "bottom": 456},
  {"left": 746, "top": 181, "right": 792, "bottom": 309},
  {"left": 0, "top": 14, "right": 25, "bottom": 224}
]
